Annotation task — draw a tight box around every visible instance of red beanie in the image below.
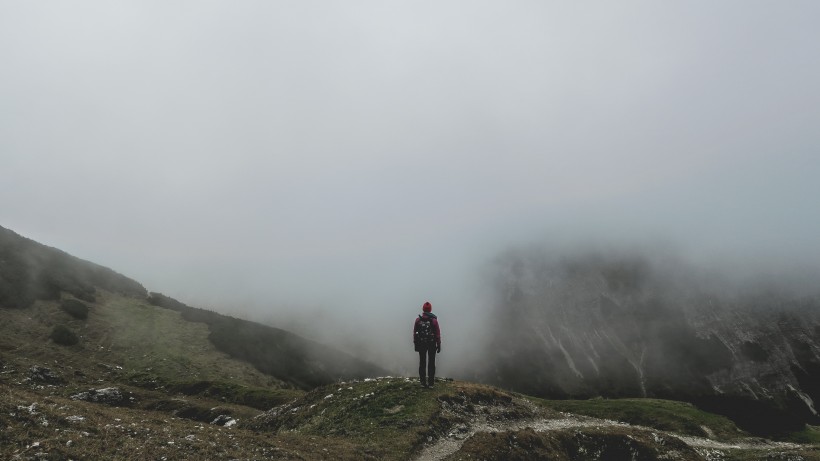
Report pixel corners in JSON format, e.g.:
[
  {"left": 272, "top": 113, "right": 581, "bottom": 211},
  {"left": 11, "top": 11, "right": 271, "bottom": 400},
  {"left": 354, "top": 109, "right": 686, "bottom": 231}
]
[{"left": 422, "top": 301, "right": 432, "bottom": 312}]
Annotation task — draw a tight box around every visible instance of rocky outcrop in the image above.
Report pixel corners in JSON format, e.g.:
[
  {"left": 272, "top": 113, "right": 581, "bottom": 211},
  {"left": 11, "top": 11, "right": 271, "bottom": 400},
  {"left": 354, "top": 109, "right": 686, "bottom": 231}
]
[
  {"left": 477, "top": 251, "right": 820, "bottom": 435},
  {"left": 27, "top": 366, "right": 64, "bottom": 385},
  {"left": 70, "top": 387, "right": 135, "bottom": 406},
  {"left": 210, "top": 414, "right": 237, "bottom": 427}
]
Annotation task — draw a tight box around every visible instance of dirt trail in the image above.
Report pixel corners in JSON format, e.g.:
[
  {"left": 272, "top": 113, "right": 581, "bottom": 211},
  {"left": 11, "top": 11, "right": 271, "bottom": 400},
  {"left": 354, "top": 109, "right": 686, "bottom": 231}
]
[{"left": 413, "top": 407, "right": 804, "bottom": 461}]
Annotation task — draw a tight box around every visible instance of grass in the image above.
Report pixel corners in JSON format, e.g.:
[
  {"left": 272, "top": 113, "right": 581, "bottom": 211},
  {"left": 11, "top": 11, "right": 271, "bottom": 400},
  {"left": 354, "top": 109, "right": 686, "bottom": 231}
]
[
  {"left": 2, "top": 290, "right": 818, "bottom": 460},
  {"left": 0, "top": 293, "right": 293, "bottom": 395},
  {"left": 444, "top": 426, "right": 703, "bottom": 461},
  {"left": 249, "top": 377, "right": 445, "bottom": 458},
  {"left": 0, "top": 386, "right": 348, "bottom": 460},
  {"left": 146, "top": 292, "right": 388, "bottom": 389},
  {"left": 722, "top": 449, "right": 820, "bottom": 461},
  {"left": 163, "top": 379, "right": 302, "bottom": 410},
  {"left": 535, "top": 397, "right": 746, "bottom": 440},
  {"left": 3, "top": 373, "right": 819, "bottom": 461},
  {"left": 0, "top": 292, "right": 364, "bottom": 460},
  {"left": 247, "top": 377, "right": 537, "bottom": 460},
  {"left": 95, "top": 295, "right": 287, "bottom": 387},
  {"left": 784, "top": 425, "right": 820, "bottom": 444},
  {"left": 2, "top": 369, "right": 517, "bottom": 460}
]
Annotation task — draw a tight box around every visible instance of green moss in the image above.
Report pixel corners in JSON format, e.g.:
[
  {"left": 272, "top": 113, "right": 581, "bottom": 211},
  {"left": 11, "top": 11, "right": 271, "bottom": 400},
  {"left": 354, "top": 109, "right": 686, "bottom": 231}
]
[
  {"left": 783, "top": 425, "right": 820, "bottom": 444},
  {"left": 536, "top": 398, "right": 744, "bottom": 441},
  {"left": 165, "top": 380, "right": 301, "bottom": 410},
  {"left": 447, "top": 426, "right": 703, "bottom": 461}
]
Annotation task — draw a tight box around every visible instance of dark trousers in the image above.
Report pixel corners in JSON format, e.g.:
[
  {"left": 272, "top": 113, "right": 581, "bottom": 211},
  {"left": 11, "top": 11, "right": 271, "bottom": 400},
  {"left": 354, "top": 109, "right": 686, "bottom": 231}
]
[{"left": 418, "top": 343, "right": 436, "bottom": 381}]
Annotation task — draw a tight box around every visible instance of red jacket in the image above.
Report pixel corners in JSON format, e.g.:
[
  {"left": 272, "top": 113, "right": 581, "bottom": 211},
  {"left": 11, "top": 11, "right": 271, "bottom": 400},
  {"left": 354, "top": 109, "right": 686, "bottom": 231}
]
[{"left": 413, "top": 312, "right": 441, "bottom": 346}]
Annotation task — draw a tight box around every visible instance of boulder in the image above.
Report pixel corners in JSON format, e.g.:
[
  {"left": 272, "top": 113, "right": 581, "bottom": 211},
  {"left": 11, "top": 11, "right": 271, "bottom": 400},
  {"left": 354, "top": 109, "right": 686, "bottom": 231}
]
[
  {"left": 28, "top": 366, "right": 64, "bottom": 384},
  {"left": 70, "top": 387, "right": 135, "bottom": 406}
]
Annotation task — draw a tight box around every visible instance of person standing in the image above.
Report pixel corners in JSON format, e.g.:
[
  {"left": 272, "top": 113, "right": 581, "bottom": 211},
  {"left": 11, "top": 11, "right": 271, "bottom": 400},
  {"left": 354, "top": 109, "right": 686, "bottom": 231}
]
[{"left": 413, "top": 301, "right": 441, "bottom": 388}]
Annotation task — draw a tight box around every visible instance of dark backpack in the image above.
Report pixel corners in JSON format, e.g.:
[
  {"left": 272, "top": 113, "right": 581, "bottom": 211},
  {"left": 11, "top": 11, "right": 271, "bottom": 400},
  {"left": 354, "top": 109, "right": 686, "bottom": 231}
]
[{"left": 415, "top": 315, "right": 436, "bottom": 345}]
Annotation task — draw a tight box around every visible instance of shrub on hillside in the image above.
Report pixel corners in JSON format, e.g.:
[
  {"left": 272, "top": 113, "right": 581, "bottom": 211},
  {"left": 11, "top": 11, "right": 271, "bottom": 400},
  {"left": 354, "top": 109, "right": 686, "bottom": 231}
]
[
  {"left": 0, "top": 262, "right": 35, "bottom": 308},
  {"left": 60, "top": 299, "right": 90, "bottom": 319},
  {"left": 50, "top": 325, "right": 79, "bottom": 346}
]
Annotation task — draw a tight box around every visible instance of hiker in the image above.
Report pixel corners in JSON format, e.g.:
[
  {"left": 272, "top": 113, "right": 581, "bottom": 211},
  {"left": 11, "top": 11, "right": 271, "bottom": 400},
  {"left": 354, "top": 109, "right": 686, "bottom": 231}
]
[{"left": 413, "top": 301, "right": 441, "bottom": 388}]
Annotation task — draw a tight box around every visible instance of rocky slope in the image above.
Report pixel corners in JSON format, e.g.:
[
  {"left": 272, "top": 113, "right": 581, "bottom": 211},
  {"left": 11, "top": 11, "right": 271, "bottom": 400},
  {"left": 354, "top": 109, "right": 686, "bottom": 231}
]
[{"left": 475, "top": 250, "right": 820, "bottom": 435}]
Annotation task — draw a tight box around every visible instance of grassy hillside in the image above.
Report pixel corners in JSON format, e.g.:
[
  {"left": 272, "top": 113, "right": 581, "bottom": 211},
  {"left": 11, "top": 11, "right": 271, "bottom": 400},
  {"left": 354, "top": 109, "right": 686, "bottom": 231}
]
[
  {"left": 2, "top": 305, "right": 819, "bottom": 461},
  {"left": 0, "top": 224, "right": 387, "bottom": 390},
  {"left": 536, "top": 398, "right": 744, "bottom": 440},
  {"left": 147, "top": 292, "right": 388, "bottom": 388},
  {"left": 0, "top": 226, "right": 146, "bottom": 308},
  {"left": 4, "top": 372, "right": 817, "bottom": 460},
  {"left": 0, "top": 292, "right": 296, "bottom": 390}
]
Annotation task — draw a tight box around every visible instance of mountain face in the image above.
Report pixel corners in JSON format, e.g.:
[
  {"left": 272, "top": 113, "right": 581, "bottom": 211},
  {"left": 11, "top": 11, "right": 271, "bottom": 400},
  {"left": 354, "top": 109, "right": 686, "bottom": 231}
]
[
  {"left": 476, "top": 250, "right": 820, "bottom": 435},
  {"left": 0, "top": 225, "right": 385, "bottom": 388}
]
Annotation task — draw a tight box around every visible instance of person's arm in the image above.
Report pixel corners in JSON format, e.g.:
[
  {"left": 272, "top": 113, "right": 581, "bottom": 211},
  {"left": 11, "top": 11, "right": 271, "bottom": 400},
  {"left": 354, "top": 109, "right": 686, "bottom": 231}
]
[
  {"left": 434, "top": 319, "right": 441, "bottom": 349},
  {"left": 413, "top": 317, "right": 419, "bottom": 343}
]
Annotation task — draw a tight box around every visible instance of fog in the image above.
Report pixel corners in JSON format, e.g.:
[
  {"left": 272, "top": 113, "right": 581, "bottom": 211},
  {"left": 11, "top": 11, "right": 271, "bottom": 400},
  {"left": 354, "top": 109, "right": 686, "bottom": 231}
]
[{"left": 2, "top": 2, "right": 819, "bottom": 373}]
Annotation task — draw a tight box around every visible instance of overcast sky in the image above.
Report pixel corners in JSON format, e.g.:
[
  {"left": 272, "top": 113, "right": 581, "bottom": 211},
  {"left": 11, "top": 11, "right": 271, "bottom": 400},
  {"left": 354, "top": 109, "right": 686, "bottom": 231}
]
[{"left": 2, "top": 2, "right": 819, "bottom": 369}]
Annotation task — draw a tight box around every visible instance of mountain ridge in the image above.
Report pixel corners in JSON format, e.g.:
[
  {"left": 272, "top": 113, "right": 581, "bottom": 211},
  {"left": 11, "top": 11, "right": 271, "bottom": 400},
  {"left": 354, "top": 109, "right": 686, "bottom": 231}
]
[{"left": 475, "top": 250, "right": 820, "bottom": 436}]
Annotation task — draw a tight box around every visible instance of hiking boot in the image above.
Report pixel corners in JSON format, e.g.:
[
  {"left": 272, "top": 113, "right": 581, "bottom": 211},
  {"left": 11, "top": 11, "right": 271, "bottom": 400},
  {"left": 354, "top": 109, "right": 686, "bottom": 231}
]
[
  {"left": 420, "top": 377, "right": 427, "bottom": 388},
  {"left": 428, "top": 377, "right": 435, "bottom": 388}
]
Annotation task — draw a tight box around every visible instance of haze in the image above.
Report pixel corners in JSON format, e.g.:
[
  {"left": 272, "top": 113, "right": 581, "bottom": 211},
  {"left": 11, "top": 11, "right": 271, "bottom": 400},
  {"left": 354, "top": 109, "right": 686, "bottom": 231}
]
[{"left": 2, "top": 2, "right": 819, "bottom": 373}]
